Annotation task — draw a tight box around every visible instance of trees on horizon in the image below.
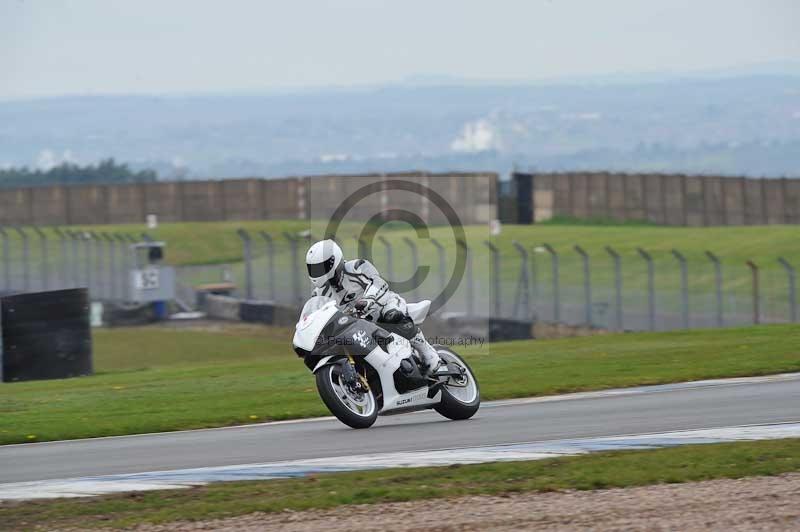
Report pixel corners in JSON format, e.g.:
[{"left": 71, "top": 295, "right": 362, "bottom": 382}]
[{"left": 0, "top": 158, "right": 157, "bottom": 188}]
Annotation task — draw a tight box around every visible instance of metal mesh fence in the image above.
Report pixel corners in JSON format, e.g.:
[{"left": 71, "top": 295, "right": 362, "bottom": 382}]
[
  {"left": 0, "top": 228, "right": 142, "bottom": 303},
  {"left": 1, "top": 223, "right": 796, "bottom": 332},
  {"left": 234, "top": 229, "right": 799, "bottom": 332}
]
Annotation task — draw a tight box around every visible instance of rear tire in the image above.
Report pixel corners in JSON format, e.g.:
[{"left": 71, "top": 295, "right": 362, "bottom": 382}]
[
  {"left": 316, "top": 364, "right": 378, "bottom": 429},
  {"left": 433, "top": 346, "right": 480, "bottom": 420}
]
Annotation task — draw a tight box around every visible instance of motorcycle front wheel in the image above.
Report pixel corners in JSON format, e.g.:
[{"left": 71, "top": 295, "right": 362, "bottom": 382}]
[
  {"left": 316, "top": 363, "right": 378, "bottom": 429},
  {"left": 432, "top": 346, "right": 481, "bottom": 420}
]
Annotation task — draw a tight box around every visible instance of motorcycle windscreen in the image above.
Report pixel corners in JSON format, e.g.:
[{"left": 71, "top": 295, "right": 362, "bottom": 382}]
[{"left": 299, "top": 296, "right": 335, "bottom": 320}]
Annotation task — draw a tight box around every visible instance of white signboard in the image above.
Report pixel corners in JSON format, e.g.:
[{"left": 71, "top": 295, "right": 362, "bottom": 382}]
[
  {"left": 134, "top": 267, "right": 160, "bottom": 290},
  {"left": 129, "top": 266, "right": 175, "bottom": 302}
]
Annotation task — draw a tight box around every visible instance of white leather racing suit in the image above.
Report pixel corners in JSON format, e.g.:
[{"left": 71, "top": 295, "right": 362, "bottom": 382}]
[{"left": 311, "top": 259, "right": 442, "bottom": 370}]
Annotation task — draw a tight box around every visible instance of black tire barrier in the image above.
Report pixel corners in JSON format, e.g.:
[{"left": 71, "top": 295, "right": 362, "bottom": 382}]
[
  {"left": 423, "top": 314, "right": 533, "bottom": 344},
  {"left": 488, "top": 318, "right": 533, "bottom": 342},
  {"left": 239, "top": 300, "right": 274, "bottom": 324},
  {"left": 103, "top": 302, "right": 156, "bottom": 327},
  {"left": 1, "top": 288, "right": 93, "bottom": 382}
]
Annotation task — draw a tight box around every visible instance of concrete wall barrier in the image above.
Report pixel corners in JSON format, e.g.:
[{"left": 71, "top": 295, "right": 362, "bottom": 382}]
[
  {"left": 0, "top": 172, "right": 498, "bottom": 226},
  {"left": 203, "top": 294, "right": 241, "bottom": 321},
  {"left": 523, "top": 171, "right": 800, "bottom": 226}
]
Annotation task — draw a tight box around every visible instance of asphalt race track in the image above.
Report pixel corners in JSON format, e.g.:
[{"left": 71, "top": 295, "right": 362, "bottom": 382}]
[{"left": 1, "top": 373, "right": 799, "bottom": 488}]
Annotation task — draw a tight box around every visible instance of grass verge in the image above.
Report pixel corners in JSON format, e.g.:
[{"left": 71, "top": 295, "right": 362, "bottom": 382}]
[
  {"left": 67, "top": 220, "right": 800, "bottom": 268},
  {"left": 0, "top": 324, "right": 798, "bottom": 445},
  {"left": 2, "top": 438, "right": 799, "bottom": 529}
]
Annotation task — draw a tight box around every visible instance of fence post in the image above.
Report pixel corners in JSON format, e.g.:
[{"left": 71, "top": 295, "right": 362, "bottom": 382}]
[
  {"left": 53, "top": 228, "right": 68, "bottom": 289},
  {"left": 512, "top": 241, "right": 530, "bottom": 320},
  {"left": 671, "top": 249, "right": 689, "bottom": 329},
  {"left": 574, "top": 245, "right": 592, "bottom": 326},
  {"left": 542, "top": 244, "right": 560, "bottom": 322},
  {"left": 84, "top": 231, "right": 94, "bottom": 295},
  {"left": 377, "top": 236, "right": 394, "bottom": 286},
  {"left": 126, "top": 230, "right": 139, "bottom": 300},
  {"left": 126, "top": 233, "right": 140, "bottom": 299},
  {"left": 637, "top": 247, "right": 656, "bottom": 331},
  {"left": 114, "top": 233, "right": 130, "bottom": 300},
  {"left": 237, "top": 229, "right": 254, "bottom": 300},
  {"left": 89, "top": 231, "right": 103, "bottom": 298},
  {"left": 355, "top": 235, "right": 367, "bottom": 259},
  {"left": 746, "top": 260, "right": 760, "bottom": 325},
  {"left": 67, "top": 229, "right": 80, "bottom": 288},
  {"left": 605, "top": 246, "right": 623, "bottom": 331},
  {"left": 0, "top": 227, "right": 9, "bottom": 291},
  {"left": 282, "top": 232, "right": 301, "bottom": 304},
  {"left": 778, "top": 257, "right": 797, "bottom": 323},
  {"left": 76, "top": 231, "right": 88, "bottom": 290},
  {"left": 402, "top": 237, "right": 420, "bottom": 301},
  {"left": 32, "top": 227, "right": 48, "bottom": 291},
  {"left": 12, "top": 227, "right": 30, "bottom": 292},
  {"left": 71, "top": 230, "right": 81, "bottom": 289},
  {"left": 258, "top": 231, "right": 276, "bottom": 301},
  {"left": 484, "top": 240, "right": 501, "bottom": 317},
  {"left": 705, "top": 251, "right": 723, "bottom": 328},
  {"left": 457, "top": 239, "right": 474, "bottom": 316},
  {"left": 530, "top": 247, "right": 538, "bottom": 316},
  {"left": 430, "top": 238, "right": 446, "bottom": 296},
  {"left": 102, "top": 233, "right": 116, "bottom": 300},
  {"left": 354, "top": 236, "right": 369, "bottom": 270}
]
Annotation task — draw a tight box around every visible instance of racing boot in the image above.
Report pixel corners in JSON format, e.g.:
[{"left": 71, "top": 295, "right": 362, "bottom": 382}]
[{"left": 411, "top": 329, "right": 447, "bottom": 377}]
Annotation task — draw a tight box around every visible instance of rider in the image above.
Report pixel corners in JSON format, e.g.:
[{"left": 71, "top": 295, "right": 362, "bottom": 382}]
[{"left": 305, "top": 239, "right": 446, "bottom": 375}]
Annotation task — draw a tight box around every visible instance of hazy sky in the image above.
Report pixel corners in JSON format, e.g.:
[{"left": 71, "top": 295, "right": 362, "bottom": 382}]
[{"left": 2, "top": 0, "right": 799, "bottom": 100}]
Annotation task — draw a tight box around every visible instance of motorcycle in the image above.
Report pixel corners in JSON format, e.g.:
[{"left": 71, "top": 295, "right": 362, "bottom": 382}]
[{"left": 292, "top": 295, "right": 480, "bottom": 428}]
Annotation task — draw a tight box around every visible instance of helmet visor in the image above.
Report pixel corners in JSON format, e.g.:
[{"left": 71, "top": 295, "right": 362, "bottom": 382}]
[{"left": 307, "top": 256, "right": 336, "bottom": 278}]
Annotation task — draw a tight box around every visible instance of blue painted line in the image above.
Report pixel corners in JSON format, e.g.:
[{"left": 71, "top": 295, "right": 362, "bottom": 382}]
[{"left": 2, "top": 421, "right": 797, "bottom": 500}]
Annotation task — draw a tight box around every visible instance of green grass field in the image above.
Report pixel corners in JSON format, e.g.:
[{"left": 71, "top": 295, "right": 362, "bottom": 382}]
[
  {"left": 1, "top": 323, "right": 798, "bottom": 445},
  {"left": 63, "top": 219, "right": 800, "bottom": 269},
  {"left": 2, "top": 438, "right": 798, "bottom": 529}
]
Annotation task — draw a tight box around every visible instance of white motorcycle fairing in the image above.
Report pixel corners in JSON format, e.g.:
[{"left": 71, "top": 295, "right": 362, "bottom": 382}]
[
  {"left": 294, "top": 296, "right": 440, "bottom": 415},
  {"left": 365, "top": 333, "right": 441, "bottom": 413},
  {"left": 293, "top": 299, "right": 340, "bottom": 351}
]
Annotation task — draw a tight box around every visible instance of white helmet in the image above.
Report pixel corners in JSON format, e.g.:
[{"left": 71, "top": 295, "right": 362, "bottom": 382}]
[{"left": 306, "top": 239, "right": 344, "bottom": 288}]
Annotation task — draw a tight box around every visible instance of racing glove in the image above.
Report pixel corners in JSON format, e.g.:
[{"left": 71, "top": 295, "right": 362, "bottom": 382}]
[{"left": 354, "top": 297, "right": 377, "bottom": 317}]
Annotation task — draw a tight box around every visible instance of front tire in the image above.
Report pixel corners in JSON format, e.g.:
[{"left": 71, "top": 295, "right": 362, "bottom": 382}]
[
  {"left": 433, "top": 346, "right": 480, "bottom": 420},
  {"left": 316, "top": 364, "right": 378, "bottom": 429}
]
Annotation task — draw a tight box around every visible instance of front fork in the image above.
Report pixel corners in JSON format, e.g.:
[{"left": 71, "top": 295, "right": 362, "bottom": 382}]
[{"left": 342, "top": 355, "right": 370, "bottom": 392}]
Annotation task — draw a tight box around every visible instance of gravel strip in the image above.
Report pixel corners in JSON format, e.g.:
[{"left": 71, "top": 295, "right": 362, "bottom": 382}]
[{"left": 125, "top": 472, "right": 800, "bottom": 532}]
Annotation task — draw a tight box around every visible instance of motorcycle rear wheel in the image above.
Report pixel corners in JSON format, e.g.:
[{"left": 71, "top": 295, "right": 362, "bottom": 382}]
[
  {"left": 432, "top": 346, "right": 480, "bottom": 420},
  {"left": 316, "top": 364, "right": 378, "bottom": 429}
]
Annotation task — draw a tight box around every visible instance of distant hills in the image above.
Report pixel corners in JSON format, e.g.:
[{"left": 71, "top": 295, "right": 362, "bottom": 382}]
[{"left": 1, "top": 73, "right": 799, "bottom": 180}]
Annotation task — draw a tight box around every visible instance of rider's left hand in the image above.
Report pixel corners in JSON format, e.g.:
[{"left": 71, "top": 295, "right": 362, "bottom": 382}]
[{"left": 354, "top": 297, "right": 376, "bottom": 316}]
